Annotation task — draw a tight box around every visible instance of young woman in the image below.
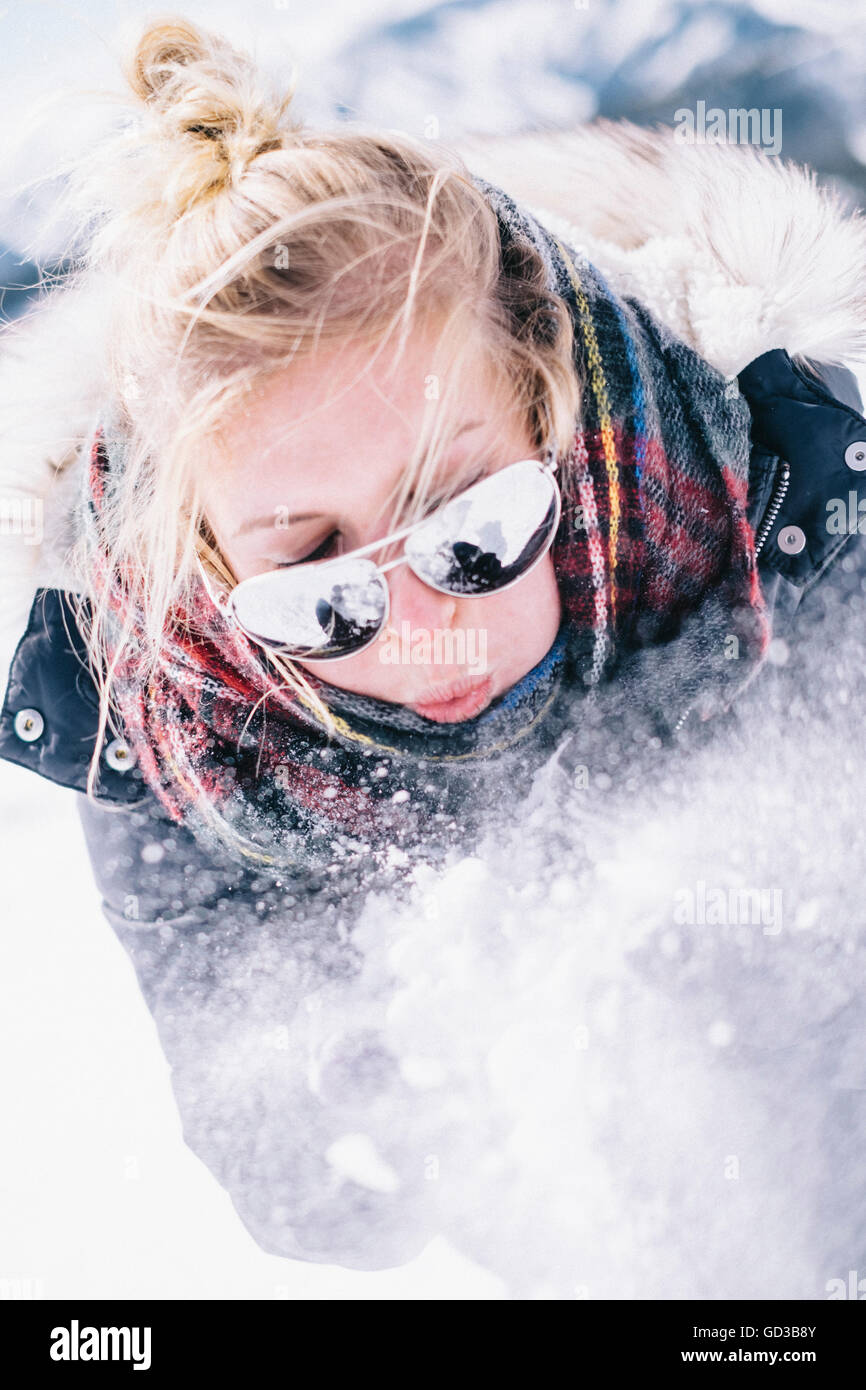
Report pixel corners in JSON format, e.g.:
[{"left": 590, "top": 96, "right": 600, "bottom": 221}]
[{"left": 2, "top": 18, "right": 865, "bottom": 1272}]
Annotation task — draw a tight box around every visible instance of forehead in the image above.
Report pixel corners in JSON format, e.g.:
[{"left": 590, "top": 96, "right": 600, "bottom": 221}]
[{"left": 205, "top": 327, "right": 497, "bottom": 513}]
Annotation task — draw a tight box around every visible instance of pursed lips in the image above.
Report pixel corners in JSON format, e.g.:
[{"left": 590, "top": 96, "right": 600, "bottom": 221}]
[{"left": 409, "top": 672, "right": 494, "bottom": 723}]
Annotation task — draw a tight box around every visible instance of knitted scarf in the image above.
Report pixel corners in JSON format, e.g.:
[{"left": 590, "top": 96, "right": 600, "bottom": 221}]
[{"left": 82, "top": 177, "right": 769, "bottom": 875}]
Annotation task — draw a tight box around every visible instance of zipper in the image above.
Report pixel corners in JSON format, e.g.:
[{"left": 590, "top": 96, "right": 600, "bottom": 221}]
[
  {"left": 672, "top": 457, "right": 791, "bottom": 735},
  {"left": 752, "top": 458, "right": 791, "bottom": 558}
]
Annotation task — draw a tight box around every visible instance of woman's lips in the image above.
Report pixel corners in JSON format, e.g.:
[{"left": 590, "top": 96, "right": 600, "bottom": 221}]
[{"left": 410, "top": 673, "right": 494, "bottom": 724}]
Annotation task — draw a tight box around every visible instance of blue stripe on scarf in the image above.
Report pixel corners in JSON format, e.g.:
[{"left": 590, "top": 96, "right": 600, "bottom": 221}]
[{"left": 475, "top": 626, "right": 569, "bottom": 723}]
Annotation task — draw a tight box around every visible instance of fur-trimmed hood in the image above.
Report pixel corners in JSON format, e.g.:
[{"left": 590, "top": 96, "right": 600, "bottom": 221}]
[
  {"left": 2, "top": 118, "right": 866, "bottom": 702},
  {"left": 457, "top": 119, "right": 866, "bottom": 378}
]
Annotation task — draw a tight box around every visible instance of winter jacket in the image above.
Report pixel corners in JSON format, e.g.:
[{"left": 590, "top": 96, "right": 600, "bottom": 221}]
[{"left": 2, "top": 123, "right": 866, "bottom": 1267}]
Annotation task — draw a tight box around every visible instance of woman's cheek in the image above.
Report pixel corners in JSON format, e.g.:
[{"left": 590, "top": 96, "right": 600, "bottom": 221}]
[{"left": 491, "top": 554, "right": 562, "bottom": 661}]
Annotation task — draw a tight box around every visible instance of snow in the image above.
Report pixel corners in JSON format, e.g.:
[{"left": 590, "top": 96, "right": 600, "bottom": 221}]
[
  {"left": 325, "top": 1135, "right": 402, "bottom": 1194},
  {"left": 0, "top": 762, "right": 501, "bottom": 1297},
  {"left": 7, "top": 563, "right": 866, "bottom": 1295}
]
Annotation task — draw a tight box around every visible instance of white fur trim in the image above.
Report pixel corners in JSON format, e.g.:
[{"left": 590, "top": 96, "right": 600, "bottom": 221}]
[
  {"left": 0, "top": 283, "right": 109, "bottom": 705},
  {"left": 457, "top": 120, "right": 866, "bottom": 377}
]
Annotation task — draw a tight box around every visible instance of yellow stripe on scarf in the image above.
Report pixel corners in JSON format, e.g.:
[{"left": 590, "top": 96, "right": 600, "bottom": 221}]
[
  {"left": 552, "top": 237, "right": 620, "bottom": 622},
  {"left": 298, "top": 677, "right": 564, "bottom": 763}
]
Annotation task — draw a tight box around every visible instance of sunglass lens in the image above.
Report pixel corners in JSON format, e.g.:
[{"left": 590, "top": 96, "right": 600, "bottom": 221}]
[
  {"left": 405, "top": 460, "right": 560, "bottom": 595},
  {"left": 230, "top": 557, "right": 387, "bottom": 658}
]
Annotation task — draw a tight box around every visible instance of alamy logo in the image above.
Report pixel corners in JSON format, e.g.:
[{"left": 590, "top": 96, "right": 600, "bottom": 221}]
[
  {"left": 673, "top": 101, "right": 782, "bottom": 156},
  {"left": 49, "top": 1320, "right": 151, "bottom": 1370},
  {"left": 0, "top": 495, "right": 43, "bottom": 546},
  {"left": 826, "top": 493, "right": 866, "bottom": 534},
  {"left": 826, "top": 1269, "right": 866, "bottom": 1299},
  {"left": 674, "top": 880, "right": 783, "bottom": 935},
  {"left": 377, "top": 619, "right": 488, "bottom": 671}
]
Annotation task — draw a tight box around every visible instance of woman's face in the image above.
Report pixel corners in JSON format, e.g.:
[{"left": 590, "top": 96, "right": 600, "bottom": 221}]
[{"left": 203, "top": 331, "right": 563, "bottom": 723}]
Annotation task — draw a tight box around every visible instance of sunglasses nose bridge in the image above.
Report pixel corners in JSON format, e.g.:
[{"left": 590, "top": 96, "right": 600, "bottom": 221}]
[{"left": 376, "top": 550, "right": 410, "bottom": 577}]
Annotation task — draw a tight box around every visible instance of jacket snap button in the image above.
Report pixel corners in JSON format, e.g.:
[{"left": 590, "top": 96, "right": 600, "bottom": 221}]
[
  {"left": 104, "top": 737, "right": 136, "bottom": 772},
  {"left": 777, "top": 525, "right": 806, "bottom": 555},
  {"left": 13, "top": 708, "right": 44, "bottom": 742},
  {"left": 845, "top": 441, "right": 866, "bottom": 471}
]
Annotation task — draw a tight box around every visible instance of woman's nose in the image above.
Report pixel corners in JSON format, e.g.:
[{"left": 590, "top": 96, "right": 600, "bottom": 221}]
[{"left": 385, "top": 561, "right": 458, "bottom": 634}]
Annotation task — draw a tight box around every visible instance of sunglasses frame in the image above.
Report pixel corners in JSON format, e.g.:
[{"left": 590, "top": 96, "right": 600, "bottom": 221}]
[{"left": 196, "top": 453, "right": 562, "bottom": 661}]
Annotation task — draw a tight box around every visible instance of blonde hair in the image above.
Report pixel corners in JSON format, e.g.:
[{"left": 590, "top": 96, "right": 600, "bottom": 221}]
[{"left": 29, "top": 17, "right": 582, "bottom": 812}]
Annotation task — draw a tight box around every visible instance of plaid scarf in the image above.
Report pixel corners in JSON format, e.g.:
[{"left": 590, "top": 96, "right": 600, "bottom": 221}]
[{"left": 83, "top": 178, "right": 769, "bottom": 874}]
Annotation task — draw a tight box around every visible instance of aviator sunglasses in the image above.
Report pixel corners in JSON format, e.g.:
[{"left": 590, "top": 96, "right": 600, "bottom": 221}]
[{"left": 196, "top": 453, "right": 562, "bottom": 661}]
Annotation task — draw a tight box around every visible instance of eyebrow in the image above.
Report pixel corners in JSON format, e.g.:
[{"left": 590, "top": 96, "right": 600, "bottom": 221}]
[{"left": 229, "top": 419, "right": 486, "bottom": 538}]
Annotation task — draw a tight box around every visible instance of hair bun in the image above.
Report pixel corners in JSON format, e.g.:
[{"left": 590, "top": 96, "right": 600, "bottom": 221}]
[
  {"left": 125, "top": 19, "right": 210, "bottom": 104},
  {"left": 121, "top": 17, "right": 297, "bottom": 204}
]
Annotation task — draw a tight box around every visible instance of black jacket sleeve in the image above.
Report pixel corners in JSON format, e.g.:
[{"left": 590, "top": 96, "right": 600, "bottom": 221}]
[
  {"left": 76, "top": 787, "right": 438, "bottom": 1270},
  {"left": 740, "top": 351, "right": 866, "bottom": 587}
]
